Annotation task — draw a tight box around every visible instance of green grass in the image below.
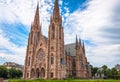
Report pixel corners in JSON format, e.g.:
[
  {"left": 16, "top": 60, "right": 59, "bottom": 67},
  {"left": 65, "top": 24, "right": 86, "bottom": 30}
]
[{"left": 8, "top": 79, "right": 120, "bottom": 82}]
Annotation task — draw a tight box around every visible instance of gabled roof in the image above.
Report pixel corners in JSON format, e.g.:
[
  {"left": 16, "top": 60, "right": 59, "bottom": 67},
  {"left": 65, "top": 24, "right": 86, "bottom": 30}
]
[{"left": 65, "top": 43, "right": 76, "bottom": 56}]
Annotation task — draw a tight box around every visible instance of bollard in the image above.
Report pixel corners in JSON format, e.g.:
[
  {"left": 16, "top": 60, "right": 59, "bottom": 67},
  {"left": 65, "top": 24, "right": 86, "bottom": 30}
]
[{"left": 0, "top": 78, "right": 3, "bottom": 82}]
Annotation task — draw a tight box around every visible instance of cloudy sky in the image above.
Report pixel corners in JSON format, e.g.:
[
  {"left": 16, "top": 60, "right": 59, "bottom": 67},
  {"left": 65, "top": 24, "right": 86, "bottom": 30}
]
[{"left": 0, "top": 0, "right": 120, "bottom": 68}]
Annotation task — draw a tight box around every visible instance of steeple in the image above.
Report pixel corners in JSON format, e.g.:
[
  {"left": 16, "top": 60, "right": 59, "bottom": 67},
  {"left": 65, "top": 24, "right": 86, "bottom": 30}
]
[
  {"left": 33, "top": 2, "right": 40, "bottom": 30},
  {"left": 83, "top": 41, "right": 85, "bottom": 53},
  {"left": 53, "top": 0, "right": 60, "bottom": 19},
  {"left": 75, "top": 35, "right": 79, "bottom": 49},
  {"left": 79, "top": 37, "right": 82, "bottom": 46}
]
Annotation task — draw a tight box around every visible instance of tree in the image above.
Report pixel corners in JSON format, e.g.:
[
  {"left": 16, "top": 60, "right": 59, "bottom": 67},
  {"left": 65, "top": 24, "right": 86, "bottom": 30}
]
[
  {"left": 101, "top": 65, "right": 108, "bottom": 78},
  {"left": 117, "top": 70, "right": 120, "bottom": 76},
  {"left": 16, "top": 70, "right": 23, "bottom": 78},
  {"left": 106, "top": 68, "right": 112, "bottom": 77},
  {"left": 8, "top": 68, "right": 23, "bottom": 79},
  {"left": 102, "top": 65, "right": 108, "bottom": 70},
  {"left": 8, "top": 68, "right": 17, "bottom": 78},
  {"left": 0, "top": 66, "right": 8, "bottom": 78},
  {"left": 91, "top": 67, "right": 98, "bottom": 76},
  {"left": 111, "top": 68, "right": 118, "bottom": 75}
]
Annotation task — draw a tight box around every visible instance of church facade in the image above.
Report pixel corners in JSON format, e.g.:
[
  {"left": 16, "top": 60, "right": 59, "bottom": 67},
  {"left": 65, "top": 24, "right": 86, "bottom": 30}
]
[{"left": 23, "top": 0, "right": 92, "bottom": 79}]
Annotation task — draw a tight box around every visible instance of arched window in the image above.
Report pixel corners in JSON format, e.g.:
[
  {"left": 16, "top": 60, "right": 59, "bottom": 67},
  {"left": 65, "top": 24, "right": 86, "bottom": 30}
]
[
  {"left": 51, "top": 57, "right": 54, "bottom": 64},
  {"left": 59, "top": 27, "right": 61, "bottom": 39},
  {"left": 31, "top": 68, "right": 35, "bottom": 78},
  {"left": 51, "top": 24, "right": 55, "bottom": 39},
  {"left": 28, "top": 57, "right": 30, "bottom": 66},
  {"left": 27, "top": 72, "right": 29, "bottom": 78},
  {"left": 41, "top": 68, "right": 45, "bottom": 78},
  {"left": 51, "top": 54, "right": 54, "bottom": 64},
  {"left": 60, "top": 58, "right": 64, "bottom": 64},
  {"left": 36, "top": 68, "right": 39, "bottom": 78},
  {"left": 72, "top": 59, "right": 76, "bottom": 67}
]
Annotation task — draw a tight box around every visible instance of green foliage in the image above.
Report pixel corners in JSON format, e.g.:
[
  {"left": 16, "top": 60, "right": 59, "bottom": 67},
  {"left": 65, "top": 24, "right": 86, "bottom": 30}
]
[
  {"left": 0, "top": 66, "right": 8, "bottom": 78},
  {"left": 117, "top": 70, "right": 120, "bottom": 75},
  {"left": 91, "top": 67, "right": 98, "bottom": 76},
  {"left": 8, "top": 79, "right": 120, "bottom": 82},
  {"left": 8, "top": 68, "right": 22, "bottom": 78},
  {"left": 102, "top": 65, "right": 108, "bottom": 70},
  {"left": 111, "top": 68, "right": 118, "bottom": 75},
  {"left": 92, "top": 65, "right": 120, "bottom": 79},
  {"left": 0, "top": 66, "right": 23, "bottom": 79}
]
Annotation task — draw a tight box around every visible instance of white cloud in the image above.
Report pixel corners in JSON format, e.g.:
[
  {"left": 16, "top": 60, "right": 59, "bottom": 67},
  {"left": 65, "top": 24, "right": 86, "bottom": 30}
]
[
  {"left": 64, "top": 0, "right": 115, "bottom": 43},
  {"left": 0, "top": 0, "right": 54, "bottom": 65},
  {"left": 0, "top": 0, "right": 36, "bottom": 26},
  {"left": 0, "top": 29, "right": 26, "bottom": 65},
  {"left": 86, "top": 44, "right": 120, "bottom": 68},
  {"left": 64, "top": 0, "right": 120, "bottom": 67},
  {"left": 0, "top": 0, "right": 120, "bottom": 68}
]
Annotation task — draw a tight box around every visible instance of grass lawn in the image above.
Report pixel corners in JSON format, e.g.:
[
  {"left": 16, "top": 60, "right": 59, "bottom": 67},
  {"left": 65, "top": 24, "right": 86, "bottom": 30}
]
[{"left": 8, "top": 79, "right": 120, "bottom": 82}]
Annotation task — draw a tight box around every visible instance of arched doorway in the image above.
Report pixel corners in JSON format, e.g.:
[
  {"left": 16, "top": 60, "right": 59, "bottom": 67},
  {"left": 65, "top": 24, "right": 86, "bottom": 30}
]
[
  {"left": 31, "top": 68, "right": 35, "bottom": 78},
  {"left": 40, "top": 68, "right": 45, "bottom": 78},
  {"left": 36, "top": 68, "right": 39, "bottom": 78}
]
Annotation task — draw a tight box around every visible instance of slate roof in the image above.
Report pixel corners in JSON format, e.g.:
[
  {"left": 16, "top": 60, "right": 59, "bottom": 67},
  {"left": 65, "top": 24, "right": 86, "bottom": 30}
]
[{"left": 65, "top": 43, "right": 76, "bottom": 56}]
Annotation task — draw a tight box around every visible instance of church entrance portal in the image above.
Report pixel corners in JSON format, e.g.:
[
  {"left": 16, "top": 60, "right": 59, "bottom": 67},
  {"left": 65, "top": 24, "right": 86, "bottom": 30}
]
[
  {"left": 36, "top": 68, "right": 39, "bottom": 78},
  {"left": 40, "top": 68, "right": 45, "bottom": 78},
  {"left": 31, "top": 68, "right": 35, "bottom": 78}
]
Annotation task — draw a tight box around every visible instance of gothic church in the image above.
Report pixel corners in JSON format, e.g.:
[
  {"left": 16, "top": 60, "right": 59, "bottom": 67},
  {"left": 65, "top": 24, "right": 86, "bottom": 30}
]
[{"left": 23, "top": 0, "right": 92, "bottom": 79}]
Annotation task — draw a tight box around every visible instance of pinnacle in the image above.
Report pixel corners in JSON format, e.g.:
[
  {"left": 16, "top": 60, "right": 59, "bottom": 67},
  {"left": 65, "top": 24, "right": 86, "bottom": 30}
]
[{"left": 53, "top": 0, "right": 60, "bottom": 18}]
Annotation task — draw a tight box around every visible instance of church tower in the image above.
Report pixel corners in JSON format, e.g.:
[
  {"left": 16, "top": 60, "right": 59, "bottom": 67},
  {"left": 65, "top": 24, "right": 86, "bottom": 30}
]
[
  {"left": 48, "top": 0, "right": 66, "bottom": 79},
  {"left": 23, "top": 2, "right": 41, "bottom": 79}
]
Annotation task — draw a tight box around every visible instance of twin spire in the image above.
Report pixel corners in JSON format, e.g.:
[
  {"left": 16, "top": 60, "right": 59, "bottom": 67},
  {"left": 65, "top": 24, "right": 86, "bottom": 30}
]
[
  {"left": 33, "top": 0, "right": 85, "bottom": 51},
  {"left": 34, "top": 0, "right": 60, "bottom": 22},
  {"left": 32, "top": 0, "right": 60, "bottom": 30}
]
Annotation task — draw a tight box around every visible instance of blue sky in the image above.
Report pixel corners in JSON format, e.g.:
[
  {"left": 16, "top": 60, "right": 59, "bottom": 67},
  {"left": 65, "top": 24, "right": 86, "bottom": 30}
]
[{"left": 0, "top": 0, "right": 120, "bottom": 68}]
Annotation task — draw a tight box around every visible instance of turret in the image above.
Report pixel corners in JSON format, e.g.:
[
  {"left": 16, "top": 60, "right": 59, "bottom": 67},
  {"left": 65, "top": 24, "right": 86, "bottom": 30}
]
[
  {"left": 75, "top": 35, "right": 79, "bottom": 50},
  {"left": 79, "top": 37, "right": 82, "bottom": 47}
]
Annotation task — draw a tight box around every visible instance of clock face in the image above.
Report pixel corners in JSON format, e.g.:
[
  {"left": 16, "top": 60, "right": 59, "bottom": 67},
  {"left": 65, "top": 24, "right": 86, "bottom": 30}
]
[{"left": 37, "top": 49, "right": 45, "bottom": 61}]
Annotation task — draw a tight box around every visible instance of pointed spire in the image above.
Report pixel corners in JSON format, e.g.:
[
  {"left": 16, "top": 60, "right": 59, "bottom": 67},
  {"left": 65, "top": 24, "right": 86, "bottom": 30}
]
[
  {"left": 33, "top": 1, "right": 40, "bottom": 29},
  {"left": 76, "top": 35, "right": 78, "bottom": 43},
  {"left": 79, "top": 37, "right": 81, "bottom": 46},
  {"left": 75, "top": 35, "right": 79, "bottom": 49},
  {"left": 53, "top": 0, "right": 60, "bottom": 19}
]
